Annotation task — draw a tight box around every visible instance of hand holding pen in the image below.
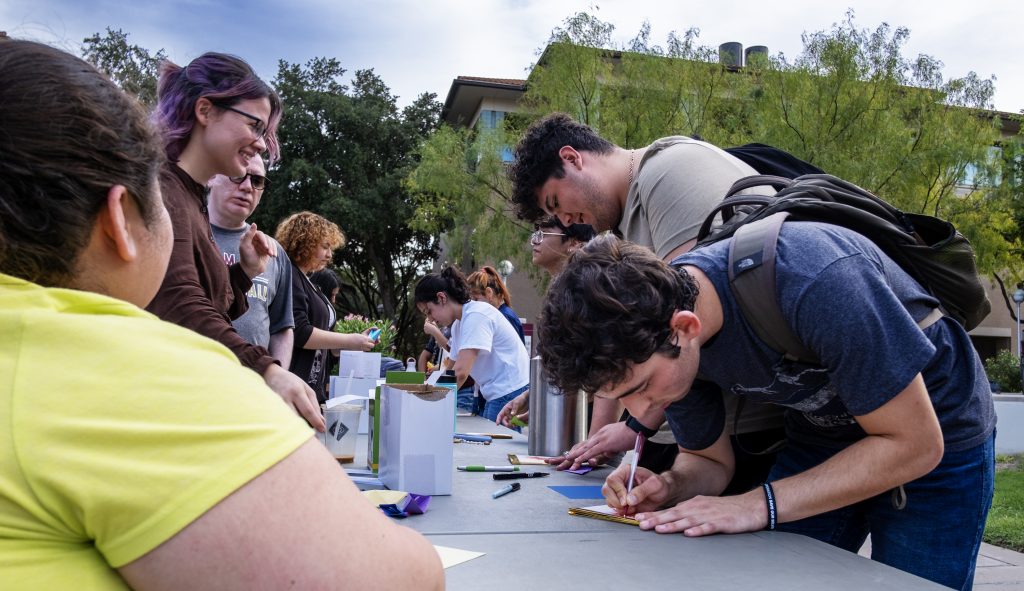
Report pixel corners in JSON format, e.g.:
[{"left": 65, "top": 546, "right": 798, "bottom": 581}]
[{"left": 601, "top": 435, "right": 669, "bottom": 516}]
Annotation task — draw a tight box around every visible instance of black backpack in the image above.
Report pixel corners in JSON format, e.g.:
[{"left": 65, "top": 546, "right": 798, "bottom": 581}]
[
  {"left": 693, "top": 173, "right": 991, "bottom": 363},
  {"left": 724, "top": 143, "right": 825, "bottom": 179}
]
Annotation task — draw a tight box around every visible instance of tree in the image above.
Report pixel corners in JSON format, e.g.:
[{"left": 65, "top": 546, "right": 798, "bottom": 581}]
[
  {"left": 407, "top": 121, "right": 535, "bottom": 277},
  {"left": 81, "top": 28, "right": 165, "bottom": 107},
  {"left": 412, "top": 9, "right": 1023, "bottom": 311},
  {"left": 252, "top": 58, "right": 442, "bottom": 356}
]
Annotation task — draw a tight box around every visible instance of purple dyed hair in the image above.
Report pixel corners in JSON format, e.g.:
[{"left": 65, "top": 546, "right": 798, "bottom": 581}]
[{"left": 153, "top": 52, "right": 282, "bottom": 163}]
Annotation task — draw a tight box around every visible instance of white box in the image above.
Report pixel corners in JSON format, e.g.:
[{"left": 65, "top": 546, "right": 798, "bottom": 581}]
[
  {"left": 338, "top": 351, "right": 381, "bottom": 379},
  {"left": 378, "top": 384, "right": 455, "bottom": 495}
]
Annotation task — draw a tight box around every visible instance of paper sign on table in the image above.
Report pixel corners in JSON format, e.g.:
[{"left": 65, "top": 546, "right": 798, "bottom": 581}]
[{"left": 434, "top": 545, "right": 485, "bottom": 569}]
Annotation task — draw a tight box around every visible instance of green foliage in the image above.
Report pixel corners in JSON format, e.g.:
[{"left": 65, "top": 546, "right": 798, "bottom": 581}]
[
  {"left": 251, "top": 58, "right": 442, "bottom": 357},
  {"left": 334, "top": 314, "right": 397, "bottom": 355},
  {"left": 984, "top": 349, "right": 1022, "bottom": 392},
  {"left": 407, "top": 122, "right": 535, "bottom": 276},
  {"left": 986, "top": 457, "right": 1024, "bottom": 552},
  {"left": 410, "top": 8, "right": 1024, "bottom": 315},
  {"left": 81, "top": 28, "right": 164, "bottom": 106}
]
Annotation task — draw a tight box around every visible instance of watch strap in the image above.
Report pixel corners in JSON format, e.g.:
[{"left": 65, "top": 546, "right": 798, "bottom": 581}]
[{"left": 625, "top": 415, "right": 657, "bottom": 438}]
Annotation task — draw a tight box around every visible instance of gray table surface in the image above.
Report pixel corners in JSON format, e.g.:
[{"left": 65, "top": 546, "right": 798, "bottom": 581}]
[{"left": 365, "top": 415, "right": 945, "bottom": 589}]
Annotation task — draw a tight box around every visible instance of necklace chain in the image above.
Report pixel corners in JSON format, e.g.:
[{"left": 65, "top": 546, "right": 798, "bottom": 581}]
[{"left": 627, "top": 149, "right": 636, "bottom": 187}]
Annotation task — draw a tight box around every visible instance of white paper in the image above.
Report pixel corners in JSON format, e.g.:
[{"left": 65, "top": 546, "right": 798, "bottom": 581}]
[
  {"left": 338, "top": 351, "right": 381, "bottom": 379},
  {"left": 433, "top": 545, "right": 485, "bottom": 569}
]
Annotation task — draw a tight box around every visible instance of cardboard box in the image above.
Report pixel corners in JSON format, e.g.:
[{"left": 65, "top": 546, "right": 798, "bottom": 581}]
[
  {"left": 338, "top": 351, "right": 381, "bottom": 379},
  {"left": 378, "top": 384, "right": 454, "bottom": 495}
]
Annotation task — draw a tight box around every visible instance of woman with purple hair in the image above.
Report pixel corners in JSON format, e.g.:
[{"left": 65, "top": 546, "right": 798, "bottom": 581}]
[{"left": 145, "top": 52, "right": 324, "bottom": 431}]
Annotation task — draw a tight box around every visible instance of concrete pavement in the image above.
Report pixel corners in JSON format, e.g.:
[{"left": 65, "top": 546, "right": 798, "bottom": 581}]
[{"left": 858, "top": 540, "right": 1024, "bottom": 589}]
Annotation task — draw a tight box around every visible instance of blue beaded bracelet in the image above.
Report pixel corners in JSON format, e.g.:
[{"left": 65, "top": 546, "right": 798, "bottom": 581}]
[{"left": 762, "top": 482, "right": 777, "bottom": 531}]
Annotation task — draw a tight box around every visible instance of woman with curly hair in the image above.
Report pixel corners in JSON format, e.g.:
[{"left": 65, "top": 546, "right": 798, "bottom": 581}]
[{"left": 276, "top": 212, "right": 375, "bottom": 402}]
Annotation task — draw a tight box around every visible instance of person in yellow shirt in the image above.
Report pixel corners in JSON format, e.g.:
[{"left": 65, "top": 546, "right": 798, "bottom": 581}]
[{"left": 0, "top": 40, "right": 442, "bottom": 590}]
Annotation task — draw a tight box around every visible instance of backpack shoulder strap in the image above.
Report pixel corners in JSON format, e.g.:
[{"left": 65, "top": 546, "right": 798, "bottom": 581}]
[{"left": 728, "top": 212, "right": 819, "bottom": 363}]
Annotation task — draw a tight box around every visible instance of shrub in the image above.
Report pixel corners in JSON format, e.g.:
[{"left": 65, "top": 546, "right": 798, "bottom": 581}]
[
  {"left": 334, "top": 314, "right": 397, "bottom": 354},
  {"left": 984, "top": 349, "right": 1022, "bottom": 392}
]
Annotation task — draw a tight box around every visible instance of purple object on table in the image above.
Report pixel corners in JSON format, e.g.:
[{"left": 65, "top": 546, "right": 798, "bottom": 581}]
[{"left": 565, "top": 466, "right": 593, "bottom": 475}]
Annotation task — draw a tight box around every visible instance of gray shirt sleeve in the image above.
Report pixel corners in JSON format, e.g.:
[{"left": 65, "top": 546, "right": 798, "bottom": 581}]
[
  {"left": 267, "top": 241, "right": 294, "bottom": 334},
  {"left": 619, "top": 138, "right": 760, "bottom": 259}
]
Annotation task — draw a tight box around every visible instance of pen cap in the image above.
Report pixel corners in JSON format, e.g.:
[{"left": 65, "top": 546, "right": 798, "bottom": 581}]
[{"left": 511, "top": 482, "right": 521, "bottom": 491}]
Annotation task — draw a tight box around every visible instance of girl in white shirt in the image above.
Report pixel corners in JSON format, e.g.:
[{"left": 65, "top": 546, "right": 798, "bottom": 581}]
[{"left": 414, "top": 267, "right": 530, "bottom": 423}]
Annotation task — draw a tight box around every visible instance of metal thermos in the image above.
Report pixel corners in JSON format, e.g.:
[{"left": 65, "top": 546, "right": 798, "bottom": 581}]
[{"left": 528, "top": 356, "right": 587, "bottom": 456}]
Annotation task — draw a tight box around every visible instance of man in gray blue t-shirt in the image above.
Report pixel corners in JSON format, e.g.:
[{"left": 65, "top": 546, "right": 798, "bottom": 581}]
[
  {"left": 537, "top": 227, "right": 995, "bottom": 591},
  {"left": 209, "top": 158, "right": 294, "bottom": 368}
]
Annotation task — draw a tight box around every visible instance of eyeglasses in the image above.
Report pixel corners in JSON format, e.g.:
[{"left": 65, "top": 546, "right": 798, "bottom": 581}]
[
  {"left": 218, "top": 104, "right": 268, "bottom": 140},
  {"left": 228, "top": 172, "right": 269, "bottom": 191},
  {"left": 530, "top": 230, "right": 566, "bottom": 245}
]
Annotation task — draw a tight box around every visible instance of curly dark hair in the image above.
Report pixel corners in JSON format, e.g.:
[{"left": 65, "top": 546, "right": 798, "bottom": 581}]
[
  {"left": 414, "top": 266, "right": 471, "bottom": 305},
  {"left": 537, "top": 235, "right": 699, "bottom": 394},
  {"left": 537, "top": 216, "right": 596, "bottom": 244},
  {"left": 508, "top": 113, "right": 614, "bottom": 223}
]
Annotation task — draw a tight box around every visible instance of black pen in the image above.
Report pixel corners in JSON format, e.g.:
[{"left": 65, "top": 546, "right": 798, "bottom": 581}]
[{"left": 493, "top": 472, "right": 550, "bottom": 480}]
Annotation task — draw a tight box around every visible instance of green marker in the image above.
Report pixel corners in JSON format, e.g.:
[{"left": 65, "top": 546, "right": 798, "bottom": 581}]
[{"left": 457, "top": 465, "right": 520, "bottom": 472}]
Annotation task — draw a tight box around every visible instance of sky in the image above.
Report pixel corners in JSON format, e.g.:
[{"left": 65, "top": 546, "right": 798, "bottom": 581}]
[{"left": 2, "top": 0, "right": 1022, "bottom": 115}]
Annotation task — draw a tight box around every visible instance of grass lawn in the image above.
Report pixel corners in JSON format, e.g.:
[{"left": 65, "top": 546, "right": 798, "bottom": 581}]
[{"left": 985, "top": 454, "right": 1024, "bottom": 552}]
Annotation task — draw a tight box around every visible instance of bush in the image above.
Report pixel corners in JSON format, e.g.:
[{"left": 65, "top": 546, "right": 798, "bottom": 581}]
[
  {"left": 984, "top": 349, "right": 1022, "bottom": 392},
  {"left": 334, "top": 314, "right": 397, "bottom": 354}
]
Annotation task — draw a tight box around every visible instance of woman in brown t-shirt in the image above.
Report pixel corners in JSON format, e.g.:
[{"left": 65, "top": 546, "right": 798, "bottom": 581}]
[{"left": 146, "top": 52, "right": 323, "bottom": 431}]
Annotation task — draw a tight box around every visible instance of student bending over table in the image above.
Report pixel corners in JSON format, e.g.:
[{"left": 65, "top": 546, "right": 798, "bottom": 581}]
[
  {"left": 537, "top": 234, "right": 994, "bottom": 591},
  {"left": 0, "top": 40, "right": 442, "bottom": 591},
  {"left": 415, "top": 267, "right": 530, "bottom": 423}
]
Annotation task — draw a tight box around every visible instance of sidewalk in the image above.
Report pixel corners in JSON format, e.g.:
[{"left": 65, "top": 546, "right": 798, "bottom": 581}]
[{"left": 858, "top": 540, "right": 1024, "bottom": 589}]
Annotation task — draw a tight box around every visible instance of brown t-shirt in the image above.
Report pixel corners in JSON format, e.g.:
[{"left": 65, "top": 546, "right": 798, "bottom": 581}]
[{"left": 146, "top": 163, "right": 276, "bottom": 376}]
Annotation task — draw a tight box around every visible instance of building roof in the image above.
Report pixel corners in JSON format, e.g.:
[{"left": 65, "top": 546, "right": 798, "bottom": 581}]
[{"left": 441, "top": 76, "right": 527, "bottom": 126}]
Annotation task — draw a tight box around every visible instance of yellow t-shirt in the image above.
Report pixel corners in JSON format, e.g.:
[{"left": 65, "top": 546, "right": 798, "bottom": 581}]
[{"left": 0, "top": 273, "right": 313, "bottom": 589}]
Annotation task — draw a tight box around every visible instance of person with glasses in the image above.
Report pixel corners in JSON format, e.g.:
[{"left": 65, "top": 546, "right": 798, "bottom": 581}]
[
  {"left": 530, "top": 217, "right": 596, "bottom": 277},
  {"left": 146, "top": 52, "right": 324, "bottom": 432},
  {"left": 509, "top": 113, "right": 784, "bottom": 485},
  {"left": 495, "top": 218, "right": 596, "bottom": 431},
  {"left": 209, "top": 157, "right": 295, "bottom": 370},
  {"left": 0, "top": 40, "right": 443, "bottom": 591}
]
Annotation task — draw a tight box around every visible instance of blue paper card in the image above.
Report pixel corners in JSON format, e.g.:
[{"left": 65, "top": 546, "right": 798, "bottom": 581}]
[{"left": 548, "top": 485, "right": 606, "bottom": 499}]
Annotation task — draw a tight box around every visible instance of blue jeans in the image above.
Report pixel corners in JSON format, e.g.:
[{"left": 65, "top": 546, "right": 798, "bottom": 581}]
[
  {"left": 769, "top": 431, "right": 995, "bottom": 591},
  {"left": 456, "top": 386, "right": 476, "bottom": 414},
  {"left": 480, "top": 386, "right": 529, "bottom": 424}
]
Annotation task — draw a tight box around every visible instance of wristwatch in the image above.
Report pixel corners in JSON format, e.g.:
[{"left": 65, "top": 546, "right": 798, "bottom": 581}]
[{"left": 625, "top": 415, "right": 658, "bottom": 438}]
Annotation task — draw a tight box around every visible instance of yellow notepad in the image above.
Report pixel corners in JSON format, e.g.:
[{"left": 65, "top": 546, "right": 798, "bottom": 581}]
[
  {"left": 507, "top": 453, "right": 551, "bottom": 465},
  {"left": 568, "top": 504, "right": 640, "bottom": 526}
]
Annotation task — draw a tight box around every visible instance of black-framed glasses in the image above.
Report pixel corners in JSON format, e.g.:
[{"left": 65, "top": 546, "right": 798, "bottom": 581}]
[
  {"left": 530, "top": 230, "right": 566, "bottom": 245},
  {"left": 217, "top": 104, "right": 268, "bottom": 139},
  {"left": 228, "top": 172, "right": 269, "bottom": 191}
]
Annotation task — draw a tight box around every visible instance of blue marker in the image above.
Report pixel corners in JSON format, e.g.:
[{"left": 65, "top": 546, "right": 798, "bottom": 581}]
[
  {"left": 367, "top": 327, "right": 381, "bottom": 341},
  {"left": 492, "top": 482, "right": 521, "bottom": 499}
]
